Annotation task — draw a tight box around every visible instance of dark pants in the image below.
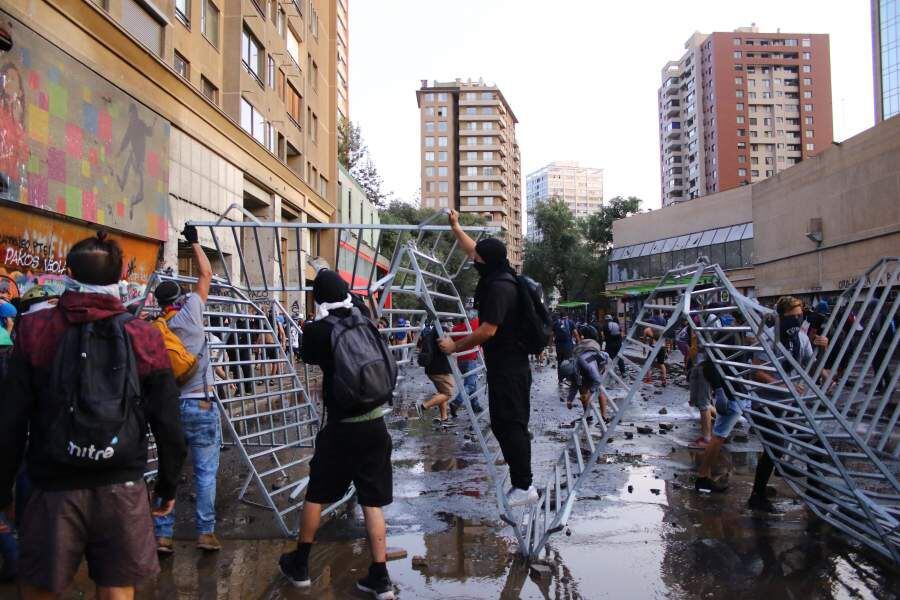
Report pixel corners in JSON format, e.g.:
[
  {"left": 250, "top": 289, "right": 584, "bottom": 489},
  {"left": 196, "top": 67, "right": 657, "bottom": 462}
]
[
  {"left": 487, "top": 365, "right": 532, "bottom": 490},
  {"left": 605, "top": 338, "right": 624, "bottom": 374},
  {"left": 556, "top": 346, "right": 573, "bottom": 382}
]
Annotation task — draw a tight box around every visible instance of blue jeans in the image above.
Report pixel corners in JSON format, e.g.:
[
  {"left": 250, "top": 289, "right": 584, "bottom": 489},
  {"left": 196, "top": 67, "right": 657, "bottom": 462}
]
[
  {"left": 154, "top": 398, "right": 222, "bottom": 537},
  {"left": 451, "top": 360, "right": 479, "bottom": 407}
]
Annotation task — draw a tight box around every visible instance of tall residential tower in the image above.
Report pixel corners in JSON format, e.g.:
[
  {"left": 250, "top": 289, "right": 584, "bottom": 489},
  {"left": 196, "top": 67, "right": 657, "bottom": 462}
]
[
  {"left": 526, "top": 161, "right": 604, "bottom": 240},
  {"left": 872, "top": 0, "right": 900, "bottom": 122},
  {"left": 416, "top": 79, "right": 524, "bottom": 267},
  {"left": 658, "top": 26, "right": 833, "bottom": 206}
]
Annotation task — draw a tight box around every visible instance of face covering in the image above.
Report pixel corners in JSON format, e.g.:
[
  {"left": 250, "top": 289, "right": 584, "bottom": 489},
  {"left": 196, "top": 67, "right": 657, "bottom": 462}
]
[
  {"left": 473, "top": 262, "right": 490, "bottom": 277},
  {"left": 779, "top": 314, "right": 804, "bottom": 357}
]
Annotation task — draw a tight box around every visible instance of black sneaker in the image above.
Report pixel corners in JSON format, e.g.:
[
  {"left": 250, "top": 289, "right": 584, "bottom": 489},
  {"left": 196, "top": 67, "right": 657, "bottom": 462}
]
[
  {"left": 356, "top": 574, "right": 395, "bottom": 599},
  {"left": 748, "top": 494, "right": 781, "bottom": 514},
  {"left": 278, "top": 551, "right": 310, "bottom": 588},
  {"left": 694, "top": 476, "right": 728, "bottom": 494},
  {"left": 449, "top": 403, "right": 459, "bottom": 419}
]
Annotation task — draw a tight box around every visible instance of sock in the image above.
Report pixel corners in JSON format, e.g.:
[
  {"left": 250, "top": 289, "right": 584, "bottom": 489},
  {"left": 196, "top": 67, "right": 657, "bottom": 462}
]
[
  {"left": 369, "top": 561, "right": 388, "bottom": 579},
  {"left": 295, "top": 542, "right": 312, "bottom": 568}
]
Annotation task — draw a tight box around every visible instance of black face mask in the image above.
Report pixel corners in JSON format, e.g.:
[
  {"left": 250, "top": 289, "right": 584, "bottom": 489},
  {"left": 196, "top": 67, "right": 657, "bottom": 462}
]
[
  {"left": 473, "top": 262, "right": 491, "bottom": 277},
  {"left": 780, "top": 314, "right": 803, "bottom": 340}
]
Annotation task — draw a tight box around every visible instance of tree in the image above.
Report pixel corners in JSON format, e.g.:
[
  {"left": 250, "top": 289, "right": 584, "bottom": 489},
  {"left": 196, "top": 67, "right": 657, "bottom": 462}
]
[
  {"left": 338, "top": 117, "right": 390, "bottom": 208},
  {"left": 523, "top": 196, "right": 642, "bottom": 301}
]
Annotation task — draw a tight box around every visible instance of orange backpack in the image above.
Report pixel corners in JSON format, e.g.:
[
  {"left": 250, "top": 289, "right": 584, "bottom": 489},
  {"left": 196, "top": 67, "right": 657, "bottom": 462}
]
[{"left": 152, "top": 312, "right": 199, "bottom": 386}]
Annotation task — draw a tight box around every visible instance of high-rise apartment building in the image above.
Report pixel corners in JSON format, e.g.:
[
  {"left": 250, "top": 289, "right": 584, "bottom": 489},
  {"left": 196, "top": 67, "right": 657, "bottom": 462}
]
[
  {"left": 416, "top": 79, "right": 524, "bottom": 267},
  {"left": 873, "top": 0, "right": 900, "bottom": 121},
  {"left": 658, "top": 26, "right": 833, "bottom": 206},
  {"left": 336, "top": 0, "right": 350, "bottom": 122},
  {"left": 526, "top": 161, "right": 604, "bottom": 240}
]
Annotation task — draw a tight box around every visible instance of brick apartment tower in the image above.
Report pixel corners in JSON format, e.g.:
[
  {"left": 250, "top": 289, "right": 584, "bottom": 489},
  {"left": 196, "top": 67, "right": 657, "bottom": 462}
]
[
  {"left": 659, "top": 25, "right": 833, "bottom": 206},
  {"left": 416, "top": 79, "right": 524, "bottom": 268}
]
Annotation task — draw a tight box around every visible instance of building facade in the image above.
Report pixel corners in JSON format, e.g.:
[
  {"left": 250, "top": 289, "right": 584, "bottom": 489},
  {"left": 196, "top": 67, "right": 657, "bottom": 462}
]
[
  {"left": 0, "top": 0, "right": 338, "bottom": 314},
  {"left": 659, "top": 25, "right": 833, "bottom": 206},
  {"left": 525, "top": 161, "right": 604, "bottom": 240},
  {"left": 415, "top": 79, "right": 524, "bottom": 267},
  {"left": 611, "top": 115, "right": 900, "bottom": 303},
  {"left": 336, "top": 0, "right": 349, "bottom": 123},
  {"left": 873, "top": 0, "right": 900, "bottom": 121},
  {"left": 336, "top": 163, "right": 386, "bottom": 292}
]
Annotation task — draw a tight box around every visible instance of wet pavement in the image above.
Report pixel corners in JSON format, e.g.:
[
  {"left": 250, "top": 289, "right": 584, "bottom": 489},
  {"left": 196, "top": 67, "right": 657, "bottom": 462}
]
[{"left": 3, "top": 360, "right": 898, "bottom": 599}]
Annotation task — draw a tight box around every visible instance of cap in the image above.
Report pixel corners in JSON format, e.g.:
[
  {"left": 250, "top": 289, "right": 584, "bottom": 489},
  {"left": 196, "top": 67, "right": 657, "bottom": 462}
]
[
  {"left": 19, "top": 284, "right": 60, "bottom": 310},
  {"left": 154, "top": 280, "right": 182, "bottom": 305}
]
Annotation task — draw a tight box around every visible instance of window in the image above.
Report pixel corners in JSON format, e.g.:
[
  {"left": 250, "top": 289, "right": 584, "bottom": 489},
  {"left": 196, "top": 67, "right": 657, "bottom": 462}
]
[
  {"left": 438, "top": 151, "right": 447, "bottom": 161},
  {"left": 482, "top": 136, "right": 492, "bottom": 145},
  {"left": 424, "top": 93, "right": 435, "bottom": 102},
  {"left": 439, "top": 181, "right": 448, "bottom": 192},
  {"left": 276, "top": 8, "right": 285, "bottom": 37},
  {"left": 286, "top": 28, "right": 301, "bottom": 67},
  {"left": 804, "top": 104, "right": 813, "bottom": 112},
  {"left": 175, "top": 0, "right": 190, "bottom": 25},
  {"left": 265, "top": 123, "right": 277, "bottom": 154},
  {"left": 805, "top": 116, "right": 814, "bottom": 125},
  {"left": 481, "top": 92, "right": 493, "bottom": 100},
  {"left": 803, "top": 91, "right": 812, "bottom": 99},
  {"left": 310, "top": 59, "right": 319, "bottom": 91},
  {"left": 424, "top": 137, "right": 434, "bottom": 148},
  {"left": 484, "top": 196, "right": 494, "bottom": 205},
  {"left": 437, "top": 107, "right": 447, "bottom": 119},
  {"left": 438, "top": 136, "right": 447, "bottom": 147},
  {"left": 805, "top": 130, "right": 814, "bottom": 138},
  {"left": 802, "top": 78, "right": 812, "bottom": 86},
  {"left": 201, "top": 0, "right": 219, "bottom": 47},
  {"left": 310, "top": 112, "right": 318, "bottom": 143},
  {"left": 483, "top": 122, "right": 493, "bottom": 130},
  {"left": 423, "top": 107, "right": 434, "bottom": 118},
  {"left": 733, "top": 38, "right": 741, "bottom": 46},
  {"left": 733, "top": 51, "right": 742, "bottom": 58},
  {"left": 736, "top": 103, "right": 744, "bottom": 111},
  {"left": 438, "top": 197, "right": 448, "bottom": 208},
  {"left": 465, "top": 182, "right": 476, "bottom": 191},
  {"left": 735, "top": 90, "right": 743, "bottom": 98},
  {"left": 483, "top": 167, "right": 493, "bottom": 175},
  {"left": 201, "top": 76, "right": 218, "bottom": 104},
  {"left": 267, "top": 55, "right": 276, "bottom": 88},
  {"left": 736, "top": 115, "right": 744, "bottom": 124},
  {"left": 802, "top": 52, "right": 811, "bottom": 60},
  {"left": 174, "top": 51, "right": 189, "bottom": 79},
  {"left": 424, "top": 122, "right": 434, "bottom": 133},
  {"left": 437, "top": 92, "right": 448, "bottom": 101},
  {"left": 286, "top": 82, "right": 301, "bottom": 125},
  {"left": 466, "top": 107, "right": 477, "bottom": 115},
  {"left": 802, "top": 65, "right": 811, "bottom": 73},
  {"left": 241, "top": 26, "right": 263, "bottom": 83},
  {"left": 438, "top": 166, "right": 447, "bottom": 176},
  {"left": 466, "top": 151, "right": 477, "bottom": 160},
  {"left": 425, "top": 182, "right": 436, "bottom": 192},
  {"left": 466, "top": 167, "right": 477, "bottom": 176},
  {"left": 240, "top": 98, "right": 265, "bottom": 144},
  {"left": 482, "top": 151, "right": 493, "bottom": 160},
  {"left": 751, "top": 170, "right": 759, "bottom": 177},
  {"left": 122, "top": 0, "right": 164, "bottom": 55},
  {"left": 424, "top": 152, "right": 435, "bottom": 161},
  {"left": 424, "top": 166, "right": 435, "bottom": 176},
  {"left": 801, "top": 38, "right": 811, "bottom": 47},
  {"left": 438, "top": 121, "right": 447, "bottom": 132}
]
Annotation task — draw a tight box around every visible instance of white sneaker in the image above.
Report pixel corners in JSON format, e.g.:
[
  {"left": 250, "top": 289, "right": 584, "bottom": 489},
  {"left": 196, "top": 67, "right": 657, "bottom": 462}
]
[{"left": 507, "top": 485, "right": 540, "bottom": 507}]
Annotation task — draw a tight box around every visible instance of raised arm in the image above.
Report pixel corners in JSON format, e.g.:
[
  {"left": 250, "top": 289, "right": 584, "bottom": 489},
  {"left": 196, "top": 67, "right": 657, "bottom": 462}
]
[
  {"left": 448, "top": 209, "right": 477, "bottom": 259},
  {"left": 183, "top": 225, "right": 212, "bottom": 303}
]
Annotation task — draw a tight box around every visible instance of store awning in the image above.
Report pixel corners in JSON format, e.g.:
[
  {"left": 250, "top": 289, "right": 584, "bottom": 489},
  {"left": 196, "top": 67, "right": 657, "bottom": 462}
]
[
  {"left": 557, "top": 301, "right": 589, "bottom": 308},
  {"left": 605, "top": 275, "right": 717, "bottom": 298}
]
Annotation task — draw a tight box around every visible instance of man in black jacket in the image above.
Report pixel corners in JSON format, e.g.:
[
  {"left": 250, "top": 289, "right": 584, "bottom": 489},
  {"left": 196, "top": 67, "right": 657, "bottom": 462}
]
[
  {"left": 438, "top": 210, "right": 538, "bottom": 508},
  {"left": 279, "top": 269, "right": 395, "bottom": 600},
  {"left": 0, "top": 232, "right": 186, "bottom": 598}
]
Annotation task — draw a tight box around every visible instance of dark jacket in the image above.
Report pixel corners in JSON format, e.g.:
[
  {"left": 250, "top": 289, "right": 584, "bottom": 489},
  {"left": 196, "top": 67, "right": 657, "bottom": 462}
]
[{"left": 0, "top": 291, "right": 187, "bottom": 507}]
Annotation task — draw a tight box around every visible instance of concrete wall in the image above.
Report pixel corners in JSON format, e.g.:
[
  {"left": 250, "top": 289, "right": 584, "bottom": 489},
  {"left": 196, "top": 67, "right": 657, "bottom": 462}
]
[
  {"left": 752, "top": 115, "right": 900, "bottom": 297},
  {"left": 612, "top": 185, "right": 752, "bottom": 247}
]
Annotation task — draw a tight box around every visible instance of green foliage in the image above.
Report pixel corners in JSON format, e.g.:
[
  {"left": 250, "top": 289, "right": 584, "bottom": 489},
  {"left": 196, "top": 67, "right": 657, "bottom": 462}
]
[
  {"left": 338, "top": 117, "right": 390, "bottom": 208},
  {"left": 523, "top": 196, "right": 641, "bottom": 301},
  {"left": 379, "top": 201, "right": 488, "bottom": 306}
]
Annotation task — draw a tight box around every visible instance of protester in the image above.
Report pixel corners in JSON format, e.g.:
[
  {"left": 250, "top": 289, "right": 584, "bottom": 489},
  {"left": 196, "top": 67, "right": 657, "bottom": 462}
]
[
  {"left": 0, "top": 231, "right": 186, "bottom": 597},
  {"left": 561, "top": 325, "right": 611, "bottom": 422},
  {"left": 642, "top": 326, "right": 668, "bottom": 386},
  {"left": 602, "top": 314, "right": 625, "bottom": 375},
  {"left": 0, "top": 301, "right": 15, "bottom": 379},
  {"left": 417, "top": 321, "right": 454, "bottom": 423},
  {"left": 152, "top": 224, "right": 222, "bottom": 554},
  {"left": 687, "top": 320, "right": 715, "bottom": 448},
  {"left": 279, "top": 269, "right": 396, "bottom": 599},
  {"left": 449, "top": 312, "right": 484, "bottom": 416},
  {"left": 438, "top": 210, "right": 539, "bottom": 508},
  {"left": 553, "top": 313, "right": 576, "bottom": 385}
]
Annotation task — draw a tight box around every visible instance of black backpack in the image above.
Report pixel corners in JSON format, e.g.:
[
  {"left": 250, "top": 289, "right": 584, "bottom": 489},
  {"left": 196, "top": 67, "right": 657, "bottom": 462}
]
[
  {"left": 501, "top": 274, "right": 552, "bottom": 355},
  {"left": 417, "top": 324, "right": 435, "bottom": 368},
  {"left": 325, "top": 308, "right": 398, "bottom": 417},
  {"left": 46, "top": 313, "right": 146, "bottom": 469}
]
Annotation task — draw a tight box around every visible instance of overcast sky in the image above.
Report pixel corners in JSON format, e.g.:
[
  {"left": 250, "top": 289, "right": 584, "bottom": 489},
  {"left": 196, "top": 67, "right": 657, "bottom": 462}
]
[{"left": 349, "top": 1, "right": 874, "bottom": 212}]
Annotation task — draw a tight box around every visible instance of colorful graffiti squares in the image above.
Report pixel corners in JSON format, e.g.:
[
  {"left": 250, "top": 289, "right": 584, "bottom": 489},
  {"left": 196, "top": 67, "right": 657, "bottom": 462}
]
[
  {"left": 0, "top": 204, "right": 160, "bottom": 300},
  {"left": 0, "top": 13, "right": 169, "bottom": 241}
]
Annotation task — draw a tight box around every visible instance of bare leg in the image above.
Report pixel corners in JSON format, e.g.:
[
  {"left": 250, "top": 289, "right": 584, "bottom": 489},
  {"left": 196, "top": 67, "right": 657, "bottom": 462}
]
[
  {"left": 361, "top": 506, "right": 387, "bottom": 563},
  {"left": 97, "top": 587, "right": 135, "bottom": 600},
  {"left": 700, "top": 408, "right": 712, "bottom": 441},
  {"left": 22, "top": 585, "right": 56, "bottom": 600},
  {"left": 698, "top": 436, "right": 726, "bottom": 478},
  {"left": 298, "top": 501, "right": 323, "bottom": 543},
  {"left": 598, "top": 392, "right": 609, "bottom": 420}
]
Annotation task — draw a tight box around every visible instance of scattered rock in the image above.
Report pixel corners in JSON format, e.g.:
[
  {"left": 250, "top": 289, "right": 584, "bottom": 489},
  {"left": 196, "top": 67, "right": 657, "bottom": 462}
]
[
  {"left": 624, "top": 432, "right": 634, "bottom": 440},
  {"left": 659, "top": 422, "right": 674, "bottom": 431},
  {"left": 658, "top": 407, "right": 668, "bottom": 415},
  {"left": 654, "top": 390, "right": 663, "bottom": 395},
  {"left": 607, "top": 438, "right": 614, "bottom": 444},
  {"left": 627, "top": 485, "right": 634, "bottom": 493},
  {"left": 411, "top": 556, "right": 428, "bottom": 569},
  {"left": 386, "top": 547, "right": 407, "bottom": 561},
  {"left": 637, "top": 425, "right": 654, "bottom": 435},
  {"left": 650, "top": 488, "right": 660, "bottom": 495}
]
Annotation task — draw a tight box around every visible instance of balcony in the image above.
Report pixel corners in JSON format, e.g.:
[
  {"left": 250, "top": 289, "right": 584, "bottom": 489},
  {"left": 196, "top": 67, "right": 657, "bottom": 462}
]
[{"left": 460, "top": 203, "right": 509, "bottom": 216}]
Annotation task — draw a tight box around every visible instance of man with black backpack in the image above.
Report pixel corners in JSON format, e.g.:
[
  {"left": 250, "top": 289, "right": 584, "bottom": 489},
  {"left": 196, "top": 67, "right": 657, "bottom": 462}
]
[
  {"left": 279, "top": 268, "right": 397, "bottom": 599},
  {"left": 0, "top": 231, "right": 186, "bottom": 598},
  {"left": 151, "top": 225, "right": 222, "bottom": 554},
  {"left": 416, "top": 321, "right": 454, "bottom": 423},
  {"left": 553, "top": 314, "right": 576, "bottom": 384},
  {"left": 438, "top": 210, "right": 544, "bottom": 508}
]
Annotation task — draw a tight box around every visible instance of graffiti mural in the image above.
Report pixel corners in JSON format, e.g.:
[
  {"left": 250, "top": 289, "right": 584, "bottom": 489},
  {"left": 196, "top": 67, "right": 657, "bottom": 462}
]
[
  {"left": 0, "top": 13, "right": 169, "bottom": 241},
  {"left": 0, "top": 204, "right": 159, "bottom": 300}
]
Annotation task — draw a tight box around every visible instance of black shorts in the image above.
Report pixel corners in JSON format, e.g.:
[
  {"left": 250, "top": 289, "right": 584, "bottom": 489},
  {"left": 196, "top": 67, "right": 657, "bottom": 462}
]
[
  {"left": 655, "top": 347, "right": 668, "bottom": 364},
  {"left": 306, "top": 418, "right": 393, "bottom": 507},
  {"left": 265, "top": 346, "right": 279, "bottom": 360}
]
